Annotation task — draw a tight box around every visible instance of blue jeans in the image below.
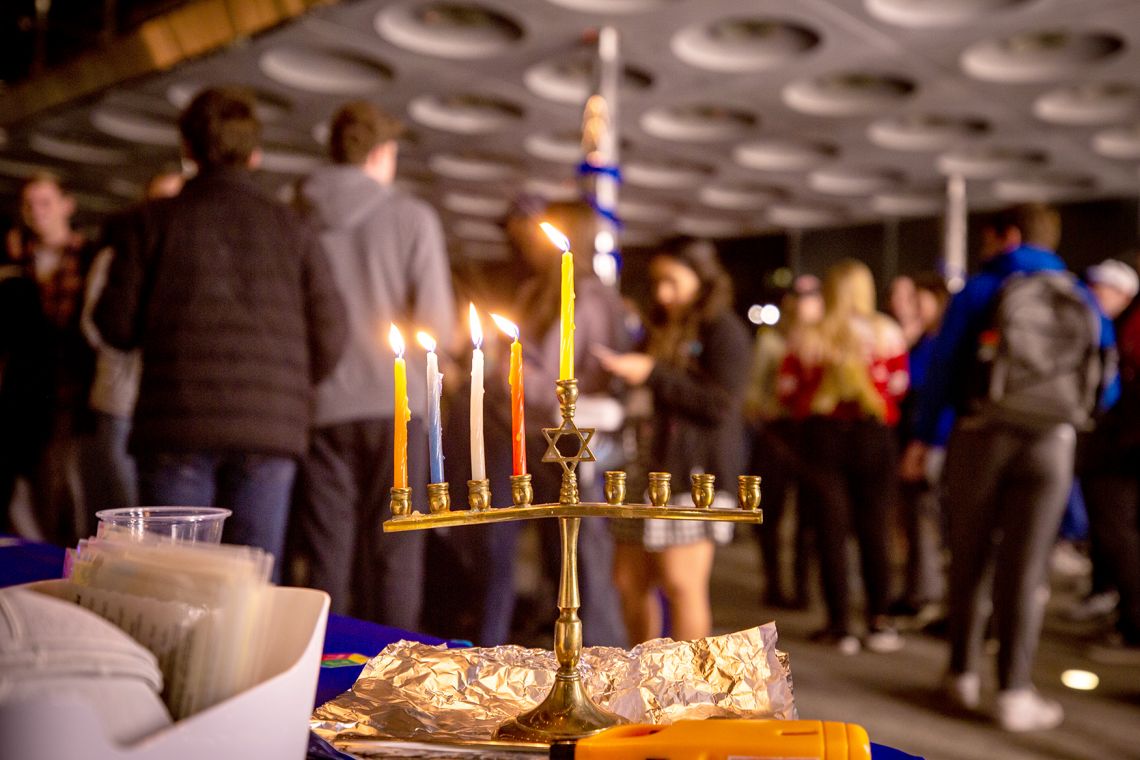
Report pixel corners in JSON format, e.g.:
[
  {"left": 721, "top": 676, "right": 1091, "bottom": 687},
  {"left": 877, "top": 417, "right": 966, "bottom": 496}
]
[
  {"left": 138, "top": 451, "right": 296, "bottom": 581},
  {"left": 79, "top": 412, "right": 138, "bottom": 534}
]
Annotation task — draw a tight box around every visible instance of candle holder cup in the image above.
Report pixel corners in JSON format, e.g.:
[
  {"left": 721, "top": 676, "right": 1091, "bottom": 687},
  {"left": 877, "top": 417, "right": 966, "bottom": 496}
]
[
  {"left": 467, "top": 479, "right": 492, "bottom": 511},
  {"left": 427, "top": 482, "right": 451, "bottom": 514},
  {"left": 389, "top": 487, "right": 411, "bottom": 517},
  {"left": 647, "top": 472, "right": 672, "bottom": 507},
  {"left": 738, "top": 475, "right": 762, "bottom": 511},
  {"left": 603, "top": 471, "right": 626, "bottom": 505},
  {"left": 510, "top": 473, "right": 534, "bottom": 507},
  {"left": 691, "top": 473, "right": 716, "bottom": 509}
]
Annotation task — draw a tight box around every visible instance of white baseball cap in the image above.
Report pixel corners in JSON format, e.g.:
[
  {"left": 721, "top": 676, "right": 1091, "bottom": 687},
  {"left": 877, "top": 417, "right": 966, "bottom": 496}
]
[{"left": 1087, "top": 259, "right": 1139, "bottom": 299}]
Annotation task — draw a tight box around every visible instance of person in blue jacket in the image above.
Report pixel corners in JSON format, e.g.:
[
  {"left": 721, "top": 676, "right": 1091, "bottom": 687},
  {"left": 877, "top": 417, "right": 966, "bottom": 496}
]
[{"left": 901, "top": 203, "right": 1115, "bottom": 733}]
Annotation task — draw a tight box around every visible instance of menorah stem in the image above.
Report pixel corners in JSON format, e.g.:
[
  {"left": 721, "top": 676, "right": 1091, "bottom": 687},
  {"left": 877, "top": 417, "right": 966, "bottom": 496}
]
[
  {"left": 495, "top": 518, "right": 625, "bottom": 741},
  {"left": 554, "top": 517, "right": 582, "bottom": 671}
]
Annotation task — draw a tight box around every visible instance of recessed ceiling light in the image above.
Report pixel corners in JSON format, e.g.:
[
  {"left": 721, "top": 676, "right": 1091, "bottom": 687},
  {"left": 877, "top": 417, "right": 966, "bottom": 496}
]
[
  {"left": 524, "top": 177, "right": 579, "bottom": 202},
  {"left": 1060, "top": 669, "right": 1100, "bottom": 691},
  {"left": 442, "top": 191, "right": 510, "bottom": 218},
  {"left": 767, "top": 202, "right": 845, "bottom": 228},
  {"left": 734, "top": 138, "right": 838, "bottom": 172},
  {"left": 409, "top": 93, "right": 523, "bottom": 133},
  {"left": 525, "top": 131, "right": 582, "bottom": 164},
  {"left": 524, "top": 53, "right": 652, "bottom": 105},
  {"left": 784, "top": 71, "right": 916, "bottom": 117},
  {"left": 429, "top": 151, "right": 519, "bottom": 181},
  {"left": 937, "top": 145, "right": 1047, "bottom": 178},
  {"left": 29, "top": 133, "right": 129, "bottom": 165},
  {"left": 871, "top": 191, "right": 944, "bottom": 216},
  {"left": 91, "top": 106, "right": 180, "bottom": 146},
  {"left": 675, "top": 214, "right": 753, "bottom": 238},
  {"left": 992, "top": 172, "right": 1095, "bottom": 202},
  {"left": 868, "top": 114, "right": 989, "bottom": 151},
  {"left": 1092, "top": 125, "right": 1140, "bottom": 160},
  {"left": 545, "top": 0, "right": 671, "bottom": 13},
  {"left": 866, "top": 0, "right": 1034, "bottom": 28},
  {"left": 672, "top": 17, "right": 821, "bottom": 72},
  {"left": 624, "top": 157, "right": 714, "bottom": 189},
  {"left": 1034, "top": 83, "right": 1140, "bottom": 126},
  {"left": 258, "top": 149, "right": 322, "bottom": 175},
  {"left": 167, "top": 82, "right": 293, "bottom": 121},
  {"left": 376, "top": 2, "right": 523, "bottom": 58},
  {"left": 641, "top": 104, "right": 756, "bottom": 142},
  {"left": 699, "top": 182, "right": 784, "bottom": 210},
  {"left": 809, "top": 167, "right": 904, "bottom": 196},
  {"left": 618, "top": 199, "right": 677, "bottom": 223},
  {"left": 0, "top": 156, "right": 68, "bottom": 178},
  {"left": 260, "top": 47, "right": 392, "bottom": 95},
  {"left": 962, "top": 30, "right": 1124, "bottom": 83}
]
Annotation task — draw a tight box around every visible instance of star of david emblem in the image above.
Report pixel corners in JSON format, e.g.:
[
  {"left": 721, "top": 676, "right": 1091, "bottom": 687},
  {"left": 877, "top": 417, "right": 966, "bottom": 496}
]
[{"left": 541, "top": 418, "right": 596, "bottom": 476}]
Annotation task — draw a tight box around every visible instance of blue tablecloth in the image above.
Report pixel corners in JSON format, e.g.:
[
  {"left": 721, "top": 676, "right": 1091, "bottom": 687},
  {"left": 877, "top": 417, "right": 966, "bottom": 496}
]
[{"left": 0, "top": 535, "right": 919, "bottom": 759}]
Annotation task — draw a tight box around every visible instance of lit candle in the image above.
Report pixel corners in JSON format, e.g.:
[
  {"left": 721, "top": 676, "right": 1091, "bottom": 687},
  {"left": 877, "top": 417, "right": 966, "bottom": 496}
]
[
  {"left": 541, "top": 222, "right": 575, "bottom": 381},
  {"left": 491, "top": 314, "right": 526, "bottom": 476},
  {"left": 469, "top": 304, "right": 486, "bottom": 481},
  {"left": 389, "top": 324, "right": 409, "bottom": 490},
  {"left": 417, "top": 331, "right": 445, "bottom": 484}
]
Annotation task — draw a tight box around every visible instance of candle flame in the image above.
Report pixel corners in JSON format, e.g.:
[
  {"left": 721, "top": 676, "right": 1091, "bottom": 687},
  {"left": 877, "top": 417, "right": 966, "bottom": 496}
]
[
  {"left": 469, "top": 303, "right": 483, "bottom": 349},
  {"left": 389, "top": 324, "right": 405, "bottom": 357},
  {"left": 540, "top": 222, "right": 570, "bottom": 253},
  {"left": 490, "top": 313, "right": 520, "bottom": 341},
  {"left": 416, "top": 331, "right": 436, "bottom": 352}
]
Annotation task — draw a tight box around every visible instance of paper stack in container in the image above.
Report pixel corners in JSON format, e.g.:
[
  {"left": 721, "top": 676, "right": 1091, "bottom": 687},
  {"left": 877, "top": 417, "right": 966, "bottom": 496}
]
[{"left": 46, "top": 530, "right": 274, "bottom": 720}]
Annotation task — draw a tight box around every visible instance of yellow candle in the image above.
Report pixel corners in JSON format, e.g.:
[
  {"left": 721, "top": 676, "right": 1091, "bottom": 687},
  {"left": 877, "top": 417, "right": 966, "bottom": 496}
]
[
  {"left": 541, "top": 222, "right": 574, "bottom": 380},
  {"left": 389, "top": 324, "right": 409, "bottom": 489}
]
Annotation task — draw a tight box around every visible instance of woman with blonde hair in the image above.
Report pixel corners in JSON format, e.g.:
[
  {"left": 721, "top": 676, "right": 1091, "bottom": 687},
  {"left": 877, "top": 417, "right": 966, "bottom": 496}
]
[{"left": 778, "top": 259, "right": 909, "bottom": 654}]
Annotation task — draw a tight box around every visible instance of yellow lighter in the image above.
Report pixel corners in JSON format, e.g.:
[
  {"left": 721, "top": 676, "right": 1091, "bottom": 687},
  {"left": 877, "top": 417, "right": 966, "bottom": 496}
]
[{"left": 551, "top": 720, "right": 872, "bottom": 760}]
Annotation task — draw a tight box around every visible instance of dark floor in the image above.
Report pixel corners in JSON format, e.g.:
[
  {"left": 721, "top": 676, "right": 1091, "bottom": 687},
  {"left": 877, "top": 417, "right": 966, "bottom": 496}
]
[{"left": 709, "top": 531, "right": 1140, "bottom": 760}]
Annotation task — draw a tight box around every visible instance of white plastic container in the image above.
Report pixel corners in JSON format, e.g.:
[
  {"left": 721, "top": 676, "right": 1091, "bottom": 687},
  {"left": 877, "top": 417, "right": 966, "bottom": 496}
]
[{"left": 0, "top": 581, "right": 329, "bottom": 760}]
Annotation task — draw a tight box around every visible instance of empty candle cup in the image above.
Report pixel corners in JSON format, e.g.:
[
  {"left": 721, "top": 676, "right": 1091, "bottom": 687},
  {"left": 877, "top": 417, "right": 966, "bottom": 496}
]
[
  {"left": 648, "top": 472, "right": 672, "bottom": 507},
  {"left": 691, "top": 473, "right": 716, "bottom": 509},
  {"left": 95, "top": 506, "right": 231, "bottom": 543}
]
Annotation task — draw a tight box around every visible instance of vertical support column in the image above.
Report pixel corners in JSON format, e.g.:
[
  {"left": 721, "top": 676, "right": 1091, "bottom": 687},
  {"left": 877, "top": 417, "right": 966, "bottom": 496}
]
[{"left": 944, "top": 174, "right": 968, "bottom": 293}]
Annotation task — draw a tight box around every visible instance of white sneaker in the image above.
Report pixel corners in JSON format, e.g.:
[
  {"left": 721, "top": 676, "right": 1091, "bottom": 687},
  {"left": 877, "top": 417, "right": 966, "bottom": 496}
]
[
  {"left": 944, "top": 671, "right": 980, "bottom": 711},
  {"left": 865, "top": 627, "right": 904, "bottom": 653},
  {"left": 1064, "top": 590, "right": 1120, "bottom": 622},
  {"left": 837, "top": 634, "right": 861, "bottom": 656},
  {"left": 996, "top": 688, "right": 1064, "bottom": 732}
]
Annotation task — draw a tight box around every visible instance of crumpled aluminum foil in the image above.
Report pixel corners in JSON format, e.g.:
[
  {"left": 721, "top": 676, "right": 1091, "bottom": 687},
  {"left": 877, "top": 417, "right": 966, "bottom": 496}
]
[{"left": 311, "top": 624, "right": 795, "bottom": 750}]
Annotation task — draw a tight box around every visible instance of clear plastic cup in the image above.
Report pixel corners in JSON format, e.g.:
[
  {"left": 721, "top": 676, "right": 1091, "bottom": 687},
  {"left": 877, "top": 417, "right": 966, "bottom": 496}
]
[{"left": 95, "top": 506, "right": 232, "bottom": 543}]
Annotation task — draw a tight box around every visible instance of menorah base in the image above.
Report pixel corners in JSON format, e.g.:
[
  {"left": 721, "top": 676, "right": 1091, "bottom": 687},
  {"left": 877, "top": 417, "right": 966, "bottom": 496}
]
[{"left": 494, "top": 669, "right": 626, "bottom": 742}]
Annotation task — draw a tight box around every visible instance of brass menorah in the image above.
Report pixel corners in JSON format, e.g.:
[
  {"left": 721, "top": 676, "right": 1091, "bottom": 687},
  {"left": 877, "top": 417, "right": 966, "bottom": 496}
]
[{"left": 385, "top": 378, "right": 763, "bottom": 743}]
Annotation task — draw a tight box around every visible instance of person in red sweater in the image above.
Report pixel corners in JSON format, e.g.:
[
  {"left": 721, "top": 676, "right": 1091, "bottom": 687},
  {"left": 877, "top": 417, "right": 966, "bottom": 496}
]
[{"left": 777, "top": 259, "right": 909, "bottom": 655}]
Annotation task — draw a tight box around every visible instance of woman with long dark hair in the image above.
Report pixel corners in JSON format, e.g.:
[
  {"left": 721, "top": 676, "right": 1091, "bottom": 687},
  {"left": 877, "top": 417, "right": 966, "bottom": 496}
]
[{"left": 599, "top": 237, "right": 750, "bottom": 643}]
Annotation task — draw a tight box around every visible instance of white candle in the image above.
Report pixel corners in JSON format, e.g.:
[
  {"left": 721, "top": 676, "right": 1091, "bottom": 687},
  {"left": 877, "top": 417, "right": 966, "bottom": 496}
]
[{"left": 469, "top": 303, "right": 486, "bottom": 481}]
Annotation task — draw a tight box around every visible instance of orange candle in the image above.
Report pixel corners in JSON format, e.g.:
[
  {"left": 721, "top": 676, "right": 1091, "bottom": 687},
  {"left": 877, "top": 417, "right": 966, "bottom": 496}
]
[
  {"left": 389, "top": 324, "right": 409, "bottom": 489},
  {"left": 492, "top": 314, "right": 526, "bottom": 476}
]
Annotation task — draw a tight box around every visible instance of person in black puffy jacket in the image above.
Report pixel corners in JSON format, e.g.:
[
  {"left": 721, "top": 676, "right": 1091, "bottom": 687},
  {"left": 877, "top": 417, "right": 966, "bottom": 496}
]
[{"left": 94, "top": 88, "right": 347, "bottom": 574}]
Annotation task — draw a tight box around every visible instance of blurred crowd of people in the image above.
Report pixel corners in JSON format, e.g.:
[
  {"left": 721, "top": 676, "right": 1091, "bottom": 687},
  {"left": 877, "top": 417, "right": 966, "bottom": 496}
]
[{"left": 3, "top": 87, "right": 1140, "bottom": 735}]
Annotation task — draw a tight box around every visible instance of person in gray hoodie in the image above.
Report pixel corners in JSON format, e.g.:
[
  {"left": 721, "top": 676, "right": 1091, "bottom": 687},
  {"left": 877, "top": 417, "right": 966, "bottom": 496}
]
[{"left": 292, "top": 101, "right": 455, "bottom": 627}]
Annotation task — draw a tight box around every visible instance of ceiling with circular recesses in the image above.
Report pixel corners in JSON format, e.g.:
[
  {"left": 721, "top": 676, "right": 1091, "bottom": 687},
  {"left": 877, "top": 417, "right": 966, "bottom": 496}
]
[
  {"left": 376, "top": 2, "right": 524, "bottom": 59},
  {"left": 4, "top": 0, "right": 1140, "bottom": 252},
  {"left": 672, "top": 17, "right": 820, "bottom": 73}
]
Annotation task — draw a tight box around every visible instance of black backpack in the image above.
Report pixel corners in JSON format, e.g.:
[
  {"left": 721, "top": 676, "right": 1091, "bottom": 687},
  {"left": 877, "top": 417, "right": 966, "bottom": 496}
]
[{"left": 970, "top": 270, "right": 1103, "bottom": 430}]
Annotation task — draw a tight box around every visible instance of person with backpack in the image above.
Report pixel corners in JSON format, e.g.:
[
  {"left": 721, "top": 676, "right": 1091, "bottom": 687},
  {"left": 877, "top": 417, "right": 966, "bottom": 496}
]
[{"left": 901, "top": 203, "right": 1115, "bottom": 732}]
